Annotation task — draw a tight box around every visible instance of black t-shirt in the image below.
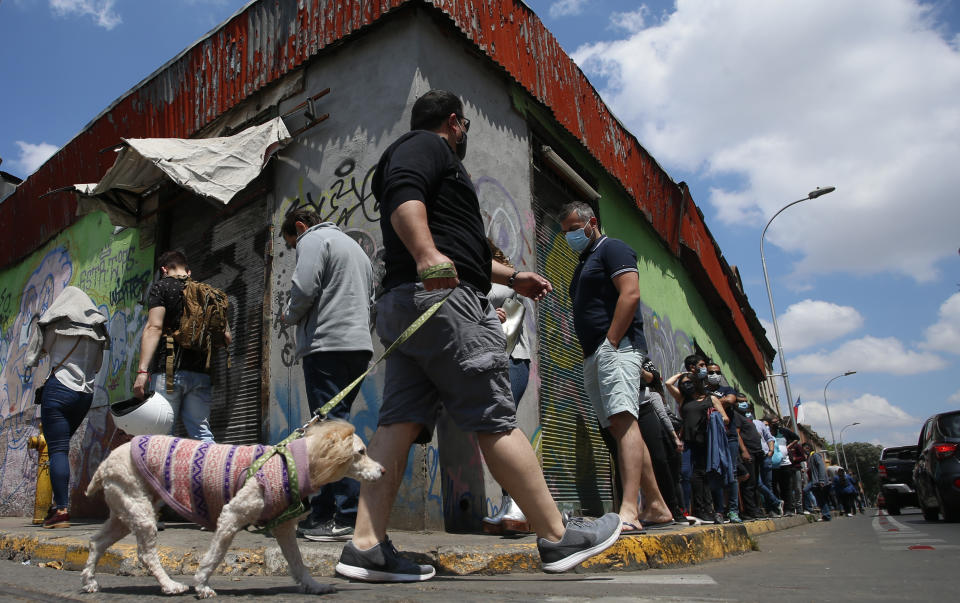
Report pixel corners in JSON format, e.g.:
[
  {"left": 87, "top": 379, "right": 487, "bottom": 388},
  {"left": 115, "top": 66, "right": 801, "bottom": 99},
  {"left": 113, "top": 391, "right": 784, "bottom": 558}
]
[
  {"left": 569, "top": 236, "right": 646, "bottom": 358},
  {"left": 725, "top": 409, "right": 746, "bottom": 443},
  {"left": 708, "top": 384, "right": 736, "bottom": 401},
  {"left": 680, "top": 397, "right": 712, "bottom": 445},
  {"left": 373, "top": 130, "right": 492, "bottom": 293},
  {"left": 738, "top": 415, "right": 765, "bottom": 454},
  {"left": 147, "top": 276, "right": 207, "bottom": 374}
]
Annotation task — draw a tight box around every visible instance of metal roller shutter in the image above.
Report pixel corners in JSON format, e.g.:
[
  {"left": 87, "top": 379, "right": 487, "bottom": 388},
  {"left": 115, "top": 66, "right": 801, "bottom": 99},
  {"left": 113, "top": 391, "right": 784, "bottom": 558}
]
[
  {"left": 532, "top": 164, "right": 614, "bottom": 516},
  {"left": 166, "top": 194, "right": 269, "bottom": 444}
]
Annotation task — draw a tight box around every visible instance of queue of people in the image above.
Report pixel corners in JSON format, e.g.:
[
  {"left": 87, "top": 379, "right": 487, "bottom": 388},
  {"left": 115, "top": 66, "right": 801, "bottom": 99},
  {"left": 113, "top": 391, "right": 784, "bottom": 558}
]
[{"left": 31, "top": 89, "right": 864, "bottom": 581}]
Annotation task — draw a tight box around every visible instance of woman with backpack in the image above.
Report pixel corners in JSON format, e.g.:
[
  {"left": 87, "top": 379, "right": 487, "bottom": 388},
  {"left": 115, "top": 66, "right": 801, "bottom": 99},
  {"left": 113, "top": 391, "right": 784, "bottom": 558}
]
[
  {"left": 24, "top": 286, "right": 109, "bottom": 528},
  {"left": 666, "top": 370, "right": 728, "bottom": 524}
]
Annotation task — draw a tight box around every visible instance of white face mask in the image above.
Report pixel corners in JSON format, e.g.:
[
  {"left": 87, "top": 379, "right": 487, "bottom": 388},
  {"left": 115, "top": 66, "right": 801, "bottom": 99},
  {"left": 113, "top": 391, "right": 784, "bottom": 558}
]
[{"left": 707, "top": 373, "right": 722, "bottom": 387}]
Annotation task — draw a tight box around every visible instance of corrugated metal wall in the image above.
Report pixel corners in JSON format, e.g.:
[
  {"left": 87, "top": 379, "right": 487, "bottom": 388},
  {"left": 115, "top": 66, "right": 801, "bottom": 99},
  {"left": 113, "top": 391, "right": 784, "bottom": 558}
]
[
  {"left": 532, "top": 164, "right": 613, "bottom": 515},
  {"left": 166, "top": 195, "right": 269, "bottom": 444}
]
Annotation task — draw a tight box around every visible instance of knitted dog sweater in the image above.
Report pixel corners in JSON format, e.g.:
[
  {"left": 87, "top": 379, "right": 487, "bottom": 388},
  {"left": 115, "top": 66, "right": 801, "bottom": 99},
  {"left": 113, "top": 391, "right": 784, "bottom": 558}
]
[{"left": 130, "top": 435, "right": 311, "bottom": 529}]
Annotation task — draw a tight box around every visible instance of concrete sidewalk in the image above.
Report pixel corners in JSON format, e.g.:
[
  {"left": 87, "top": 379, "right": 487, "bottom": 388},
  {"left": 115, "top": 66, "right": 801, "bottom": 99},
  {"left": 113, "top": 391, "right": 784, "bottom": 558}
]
[{"left": 0, "top": 515, "right": 812, "bottom": 577}]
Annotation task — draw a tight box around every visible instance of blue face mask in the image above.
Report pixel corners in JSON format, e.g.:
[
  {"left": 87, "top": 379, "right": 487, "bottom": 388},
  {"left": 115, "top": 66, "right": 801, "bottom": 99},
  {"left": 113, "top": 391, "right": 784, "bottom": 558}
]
[
  {"left": 696, "top": 367, "right": 708, "bottom": 380},
  {"left": 565, "top": 226, "right": 591, "bottom": 253}
]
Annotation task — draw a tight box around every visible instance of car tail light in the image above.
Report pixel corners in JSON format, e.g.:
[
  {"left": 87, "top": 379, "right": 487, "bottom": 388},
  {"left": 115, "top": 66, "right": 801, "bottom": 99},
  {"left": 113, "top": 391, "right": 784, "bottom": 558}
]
[
  {"left": 934, "top": 443, "right": 958, "bottom": 460},
  {"left": 954, "top": 478, "right": 960, "bottom": 489},
  {"left": 879, "top": 464, "right": 888, "bottom": 477}
]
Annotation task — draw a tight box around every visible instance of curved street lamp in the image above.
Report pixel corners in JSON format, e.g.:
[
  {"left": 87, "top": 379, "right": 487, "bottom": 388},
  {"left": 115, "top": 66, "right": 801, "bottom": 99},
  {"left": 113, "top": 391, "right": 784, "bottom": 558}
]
[
  {"left": 839, "top": 421, "right": 861, "bottom": 470},
  {"left": 824, "top": 371, "right": 857, "bottom": 463},
  {"left": 761, "top": 186, "right": 836, "bottom": 437}
]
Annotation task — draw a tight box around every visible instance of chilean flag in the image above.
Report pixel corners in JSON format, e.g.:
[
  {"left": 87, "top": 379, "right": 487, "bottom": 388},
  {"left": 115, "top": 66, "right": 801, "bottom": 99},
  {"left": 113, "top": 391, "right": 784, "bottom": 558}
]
[{"left": 793, "top": 397, "right": 804, "bottom": 423}]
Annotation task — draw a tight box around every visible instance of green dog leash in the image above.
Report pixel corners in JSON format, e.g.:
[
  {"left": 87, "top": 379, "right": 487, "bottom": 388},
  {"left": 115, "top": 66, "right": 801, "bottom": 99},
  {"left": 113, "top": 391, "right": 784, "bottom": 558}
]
[{"left": 246, "top": 279, "right": 455, "bottom": 533}]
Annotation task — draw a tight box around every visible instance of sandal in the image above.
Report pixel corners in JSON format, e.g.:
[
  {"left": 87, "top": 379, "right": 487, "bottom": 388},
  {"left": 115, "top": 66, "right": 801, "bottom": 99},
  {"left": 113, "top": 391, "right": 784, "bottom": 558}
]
[{"left": 619, "top": 521, "right": 646, "bottom": 535}]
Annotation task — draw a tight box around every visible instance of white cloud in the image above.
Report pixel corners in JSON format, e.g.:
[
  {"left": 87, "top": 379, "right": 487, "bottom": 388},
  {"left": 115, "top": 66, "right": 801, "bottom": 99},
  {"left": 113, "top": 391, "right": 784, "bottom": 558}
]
[
  {"left": 12, "top": 141, "right": 58, "bottom": 175},
  {"left": 609, "top": 9, "right": 648, "bottom": 33},
  {"left": 790, "top": 335, "right": 946, "bottom": 375},
  {"left": 572, "top": 0, "right": 960, "bottom": 283},
  {"left": 549, "top": 0, "right": 587, "bottom": 18},
  {"left": 922, "top": 292, "right": 960, "bottom": 354},
  {"left": 760, "top": 299, "right": 864, "bottom": 352},
  {"left": 800, "top": 394, "right": 919, "bottom": 441},
  {"left": 948, "top": 389, "right": 960, "bottom": 404},
  {"left": 50, "top": 0, "right": 121, "bottom": 30}
]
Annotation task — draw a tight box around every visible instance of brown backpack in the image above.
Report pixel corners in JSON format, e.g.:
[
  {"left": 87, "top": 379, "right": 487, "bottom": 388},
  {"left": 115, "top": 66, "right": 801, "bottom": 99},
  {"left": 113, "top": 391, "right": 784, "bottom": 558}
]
[{"left": 163, "top": 277, "right": 230, "bottom": 391}]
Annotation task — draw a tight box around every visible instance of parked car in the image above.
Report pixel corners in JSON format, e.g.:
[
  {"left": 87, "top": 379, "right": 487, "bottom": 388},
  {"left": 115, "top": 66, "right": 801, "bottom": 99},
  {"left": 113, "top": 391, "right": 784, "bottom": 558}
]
[
  {"left": 914, "top": 410, "right": 960, "bottom": 522},
  {"left": 878, "top": 445, "right": 918, "bottom": 515}
]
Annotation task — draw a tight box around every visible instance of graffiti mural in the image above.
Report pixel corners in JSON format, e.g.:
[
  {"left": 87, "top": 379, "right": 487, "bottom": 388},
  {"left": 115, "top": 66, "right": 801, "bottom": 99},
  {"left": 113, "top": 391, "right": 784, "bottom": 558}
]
[{"left": 0, "top": 214, "right": 153, "bottom": 517}]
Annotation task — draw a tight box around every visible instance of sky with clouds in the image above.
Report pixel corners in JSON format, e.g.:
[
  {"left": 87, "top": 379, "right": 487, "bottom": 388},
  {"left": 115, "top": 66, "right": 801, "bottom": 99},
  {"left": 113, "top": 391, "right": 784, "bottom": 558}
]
[{"left": 2, "top": 0, "right": 958, "bottom": 451}]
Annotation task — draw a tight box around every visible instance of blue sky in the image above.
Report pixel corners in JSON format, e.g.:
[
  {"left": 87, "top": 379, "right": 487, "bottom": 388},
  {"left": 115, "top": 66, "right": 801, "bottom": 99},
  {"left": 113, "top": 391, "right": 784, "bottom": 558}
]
[{"left": 2, "top": 0, "right": 959, "bottom": 451}]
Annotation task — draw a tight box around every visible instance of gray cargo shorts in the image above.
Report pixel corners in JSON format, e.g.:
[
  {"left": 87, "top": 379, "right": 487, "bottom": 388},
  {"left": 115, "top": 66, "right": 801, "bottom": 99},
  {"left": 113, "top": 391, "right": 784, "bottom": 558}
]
[{"left": 376, "top": 283, "right": 517, "bottom": 444}]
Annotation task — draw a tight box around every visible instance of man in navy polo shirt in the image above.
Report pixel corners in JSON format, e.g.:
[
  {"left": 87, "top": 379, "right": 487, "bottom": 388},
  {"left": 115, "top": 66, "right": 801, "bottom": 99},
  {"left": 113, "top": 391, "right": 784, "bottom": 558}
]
[{"left": 560, "top": 201, "right": 673, "bottom": 531}]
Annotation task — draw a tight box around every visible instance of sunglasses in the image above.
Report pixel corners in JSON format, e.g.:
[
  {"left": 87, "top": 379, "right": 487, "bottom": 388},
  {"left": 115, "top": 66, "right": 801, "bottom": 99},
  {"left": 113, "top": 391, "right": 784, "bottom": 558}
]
[
  {"left": 457, "top": 115, "right": 471, "bottom": 132},
  {"left": 707, "top": 370, "right": 721, "bottom": 375}
]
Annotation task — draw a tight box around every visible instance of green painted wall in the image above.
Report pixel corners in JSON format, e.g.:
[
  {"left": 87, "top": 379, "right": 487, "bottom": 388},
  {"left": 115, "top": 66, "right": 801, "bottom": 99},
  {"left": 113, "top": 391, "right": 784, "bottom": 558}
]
[{"left": 0, "top": 212, "right": 154, "bottom": 517}]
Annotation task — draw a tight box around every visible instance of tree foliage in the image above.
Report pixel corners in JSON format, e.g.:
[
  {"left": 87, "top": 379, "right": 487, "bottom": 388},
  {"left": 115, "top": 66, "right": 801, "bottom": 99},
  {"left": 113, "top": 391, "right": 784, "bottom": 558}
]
[{"left": 833, "top": 442, "right": 884, "bottom": 500}]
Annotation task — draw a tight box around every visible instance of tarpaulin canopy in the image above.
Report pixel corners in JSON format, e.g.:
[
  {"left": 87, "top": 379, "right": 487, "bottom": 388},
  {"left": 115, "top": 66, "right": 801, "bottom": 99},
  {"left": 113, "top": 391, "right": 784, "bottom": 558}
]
[{"left": 74, "top": 117, "right": 290, "bottom": 227}]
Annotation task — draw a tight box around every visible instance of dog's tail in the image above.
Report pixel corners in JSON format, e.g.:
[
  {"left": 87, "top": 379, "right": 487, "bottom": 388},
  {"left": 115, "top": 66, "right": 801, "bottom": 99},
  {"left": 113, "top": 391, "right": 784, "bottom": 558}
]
[{"left": 85, "top": 464, "right": 104, "bottom": 497}]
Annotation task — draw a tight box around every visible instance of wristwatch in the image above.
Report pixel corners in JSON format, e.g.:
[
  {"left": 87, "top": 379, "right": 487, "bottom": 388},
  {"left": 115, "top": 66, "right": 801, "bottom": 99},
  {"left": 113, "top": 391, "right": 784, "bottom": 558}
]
[{"left": 508, "top": 270, "right": 520, "bottom": 288}]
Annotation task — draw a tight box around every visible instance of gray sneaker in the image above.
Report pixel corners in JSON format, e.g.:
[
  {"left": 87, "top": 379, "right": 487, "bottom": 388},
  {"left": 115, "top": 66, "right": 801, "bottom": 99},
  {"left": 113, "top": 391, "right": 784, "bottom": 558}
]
[
  {"left": 336, "top": 538, "right": 436, "bottom": 582},
  {"left": 300, "top": 519, "right": 354, "bottom": 542},
  {"left": 537, "top": 512, "right": 622, "bottom": 573}
]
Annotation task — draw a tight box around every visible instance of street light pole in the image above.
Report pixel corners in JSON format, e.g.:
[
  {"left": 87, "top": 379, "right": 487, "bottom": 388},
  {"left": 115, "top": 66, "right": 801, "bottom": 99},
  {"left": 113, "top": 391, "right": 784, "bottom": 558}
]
[
  {"left": 839, "top": 422, "right": 861, "bottom": 469},
  {"left": 824, "top": 371, "right": 857, "bottom": 463},
  {"left": 761, "top": 186, "right": 836, "bottom": 438}
]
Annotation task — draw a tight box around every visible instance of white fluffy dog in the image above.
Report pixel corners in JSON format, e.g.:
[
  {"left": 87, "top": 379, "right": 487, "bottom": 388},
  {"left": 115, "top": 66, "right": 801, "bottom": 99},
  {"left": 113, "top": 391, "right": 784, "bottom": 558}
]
[{"left": 81, "top": 420, "right": 383, "bottom": 598}]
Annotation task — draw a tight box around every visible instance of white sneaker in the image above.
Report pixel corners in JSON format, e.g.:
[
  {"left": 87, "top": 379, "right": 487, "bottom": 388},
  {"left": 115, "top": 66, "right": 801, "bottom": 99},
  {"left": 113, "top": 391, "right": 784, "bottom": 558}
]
[
  {"left": 483, "top": 495, "right": 512, "bottom": 526},
  {"left": 500, "top": 497, "right": 530, "bottom": 533}
]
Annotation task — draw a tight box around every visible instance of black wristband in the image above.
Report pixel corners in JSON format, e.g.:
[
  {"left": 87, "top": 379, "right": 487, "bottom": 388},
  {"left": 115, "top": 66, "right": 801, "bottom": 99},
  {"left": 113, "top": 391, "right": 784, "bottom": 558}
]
[{"left": 508, "top": 270, "right": 520, "bottom": 288}]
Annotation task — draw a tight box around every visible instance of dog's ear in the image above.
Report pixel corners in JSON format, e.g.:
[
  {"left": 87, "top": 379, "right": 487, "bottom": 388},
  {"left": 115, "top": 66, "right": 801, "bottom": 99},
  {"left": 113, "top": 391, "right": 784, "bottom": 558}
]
[{"left": 306, "top": 419, "right": 355, "bottom": 440}]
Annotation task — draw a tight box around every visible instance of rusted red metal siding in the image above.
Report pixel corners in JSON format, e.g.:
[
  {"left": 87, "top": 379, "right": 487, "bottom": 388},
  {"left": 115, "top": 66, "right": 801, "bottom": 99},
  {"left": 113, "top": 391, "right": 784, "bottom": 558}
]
[{"left": 2, "top": 0, "right": 767, "bottom": 374}]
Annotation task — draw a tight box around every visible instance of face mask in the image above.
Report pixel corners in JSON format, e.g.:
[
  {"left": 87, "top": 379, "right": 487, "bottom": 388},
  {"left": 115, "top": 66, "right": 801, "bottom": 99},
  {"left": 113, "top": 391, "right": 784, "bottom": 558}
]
[
  {"left": 679, "top": 381, "right": 696, "bottom": 397},
  {"left": 565, "top": 226, "right": 591, "bottom": 253},
  {"left": 455, "top": 130, "right": 468, "bottom": 160},
  {"left": 696, "top": 367, "right": 707, "bottom": 380},
  {"left": 706, "top": 373, "right": 721, "bottom": 387}
]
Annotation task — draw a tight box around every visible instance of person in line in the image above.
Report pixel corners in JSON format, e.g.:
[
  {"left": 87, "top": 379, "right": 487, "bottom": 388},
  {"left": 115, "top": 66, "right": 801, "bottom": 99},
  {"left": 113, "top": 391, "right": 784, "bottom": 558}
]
[
  {"left": 133, "top": 251, "right": 231, "bottom": 442},
  {"left": 482, "top": 240, "right": 533, "bottom": 533},
  {"left": 803, "top": 442, "right": 832, "bottom": 521},
  {"left": 732, "top": 397, "right": 765, "bottom": 521},
  {"left": 703, "top": 362, "right": 740, "bottom": 522},
  {"left": 25, "top": 286, "right": 109, "bottom": 528},
  {"left": 753, "top": 410, "right": 784, "bottom": 516},
  {"left": 665, "top": 370, "right": 728, "bottom": 524},
  {"left": 719, "top": 392, "right": 751, "bottom": 523},
  {"left": 281, "top": 208, "right": 375, "bottom": 542},
  {"left": 677, "top": 355, "right": 706, "bottom": 513},
  {"left": 766, "top": 416, "right": 800, "bottom": 515},
  {"left": 560, "top": 201, "right": 673, "bottom": 533},
  {"left": 335, "top": 90, "right": 621, "bottom": 583}
]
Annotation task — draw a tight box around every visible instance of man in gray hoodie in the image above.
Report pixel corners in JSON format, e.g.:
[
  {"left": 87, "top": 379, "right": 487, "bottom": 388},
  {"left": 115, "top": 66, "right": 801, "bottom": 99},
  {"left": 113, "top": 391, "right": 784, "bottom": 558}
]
[{"left": 281, "top": 208, "right": 374, "bottom": 541}]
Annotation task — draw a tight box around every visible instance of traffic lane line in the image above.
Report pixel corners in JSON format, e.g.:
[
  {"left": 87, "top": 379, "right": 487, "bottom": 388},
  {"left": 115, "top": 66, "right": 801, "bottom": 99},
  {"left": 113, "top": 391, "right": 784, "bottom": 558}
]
[{"left": 580, "top": 574, "right": 717, "bottom": 585}]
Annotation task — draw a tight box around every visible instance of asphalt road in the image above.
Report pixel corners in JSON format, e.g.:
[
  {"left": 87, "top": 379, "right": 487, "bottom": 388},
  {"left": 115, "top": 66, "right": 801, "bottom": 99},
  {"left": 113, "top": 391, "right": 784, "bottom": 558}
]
[{"left": 0, "top": 510, "right": 957, "bottom": 602}]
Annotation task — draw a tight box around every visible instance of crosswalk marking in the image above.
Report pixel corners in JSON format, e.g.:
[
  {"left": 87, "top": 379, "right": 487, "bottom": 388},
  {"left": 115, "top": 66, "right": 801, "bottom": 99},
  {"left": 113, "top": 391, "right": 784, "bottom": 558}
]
[{"left": 582, "top": 574, "right": 718, "bottom": 585}]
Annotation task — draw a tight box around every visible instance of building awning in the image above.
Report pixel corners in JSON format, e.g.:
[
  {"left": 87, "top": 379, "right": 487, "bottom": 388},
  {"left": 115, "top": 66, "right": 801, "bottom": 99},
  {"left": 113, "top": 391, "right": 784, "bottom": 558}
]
[{"left": 74, "top": 117, "right": 290, "bottom": 227}]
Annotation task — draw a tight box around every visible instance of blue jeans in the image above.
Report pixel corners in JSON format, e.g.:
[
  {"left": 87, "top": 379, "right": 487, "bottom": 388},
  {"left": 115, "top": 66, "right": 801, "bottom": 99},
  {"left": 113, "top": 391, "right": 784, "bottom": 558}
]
[
  {"left": 680, "top": 448, "right": 692, "bottom": 513},
  {"left": 302, "top": 350, "right": 371, "bottom": 525},
  {"left": 725, "top": 440, "right": 741, "bottom": 514},
  {"left": 508, "top": 357, "right": 530, "bottom": 404},
  {"left": 40, "top": 376, "right": 93, "bottom": 509},
  {"left": 151, "top": 371, "right": 213, "bottom": 442},
  {"left": 757, "top": 455, "right": 782, "bottom": 510}
]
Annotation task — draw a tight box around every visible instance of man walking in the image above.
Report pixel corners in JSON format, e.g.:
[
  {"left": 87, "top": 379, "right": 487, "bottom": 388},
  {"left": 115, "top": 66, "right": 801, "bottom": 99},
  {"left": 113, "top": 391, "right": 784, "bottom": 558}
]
[
  {"left": 335, "top": 90, "right": 621, "bottom": 583},
  {"left": 133, "top": 251, "right": 230, "bottom": 442},
  {"left": 560, "top": 201, "right": 673, "bottom": 531},
  {"left": 281, "top": 209, "right": 375, "bottom": 542}
]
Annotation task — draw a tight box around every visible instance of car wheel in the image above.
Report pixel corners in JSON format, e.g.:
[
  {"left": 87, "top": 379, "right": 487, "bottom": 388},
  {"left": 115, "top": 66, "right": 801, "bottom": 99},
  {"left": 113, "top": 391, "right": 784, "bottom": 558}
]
[{"left": 921, "top": 505, "right": 940, "bottom": 522}]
